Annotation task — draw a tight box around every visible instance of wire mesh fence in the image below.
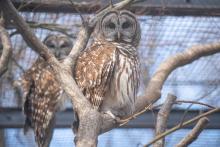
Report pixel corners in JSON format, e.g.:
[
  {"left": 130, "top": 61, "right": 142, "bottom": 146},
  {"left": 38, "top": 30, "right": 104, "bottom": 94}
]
[
  {"left": 0, "top": 1, "right": 220, "bottom": 146},
  {"left": 0, "top": 13, "right": 219, "bottom": 108},
  {"left": 2, "top": 128, "right": 220, "bottom": 147}
]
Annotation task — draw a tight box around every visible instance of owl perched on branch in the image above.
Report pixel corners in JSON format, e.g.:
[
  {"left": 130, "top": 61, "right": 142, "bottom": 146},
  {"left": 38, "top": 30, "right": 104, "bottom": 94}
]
[
  {"left": 22, "top": 34, "right": 73, "bottom": 147},
  {"left": 75, "top": 10, "right": 141, "bottom": 118}
]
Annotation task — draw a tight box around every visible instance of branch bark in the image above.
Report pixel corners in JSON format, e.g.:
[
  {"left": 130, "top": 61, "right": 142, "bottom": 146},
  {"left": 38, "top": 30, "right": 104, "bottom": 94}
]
[
  {"left": 176, "top": 117, "right": 209, "bottom": 147},
  {"left": 0, "top": 0, "right": 135, "bottom": 146},
  {"left": 135, "top": 42, "right": 220, "bottom": 113},
  {"left": 0, "top": 17, "right": 12, "bottom": 77},
  {"left": 153, "top": 94, "right": 177, "bottom": 147},
  {"left": 144, "top": 108, "right": 220, "bottom": 147},
  {"left": 1, "top": 0, "right": 220, "bottom": 146},
  {"left": 102, "top": 41, "right": 220, "bottom": 134}
]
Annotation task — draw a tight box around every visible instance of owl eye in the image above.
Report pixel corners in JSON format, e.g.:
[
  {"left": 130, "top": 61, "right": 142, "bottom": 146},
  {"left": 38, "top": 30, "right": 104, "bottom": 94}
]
[
  {"left": 108, "top": 22, "right": 116, "bottom": 29},
  {"left": 47, "top": 43, "right": 55, "bottom": 48},
  {"left": 122, "top": 22, "right": 130, "bottom": 29},
  {"left": 60, "top": 43, "right": 68, "bottom": 48}
]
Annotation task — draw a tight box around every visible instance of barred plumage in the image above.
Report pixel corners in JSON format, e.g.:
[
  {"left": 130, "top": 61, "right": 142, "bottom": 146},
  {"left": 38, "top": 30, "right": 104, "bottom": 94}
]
[
  {"left": 22, "top": 34, "right": 72, "bottom": 147},
  {"left": 74, "top": 10, "right": 141, "bottom": 118},
  {"left": 23, "top": 58, "right": 62, "bottom": 147},
  {"left": 75, "top": 40, "right": 116, "bottom": 109}
]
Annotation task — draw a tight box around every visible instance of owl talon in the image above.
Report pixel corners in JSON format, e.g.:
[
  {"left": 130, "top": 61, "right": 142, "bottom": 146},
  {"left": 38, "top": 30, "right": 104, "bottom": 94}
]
[
  {"left": 103, "top": 111, "right": 123, "bottom": 123},
  {"left": 104, "top": 111, "right": 116, "bottom": 119}
]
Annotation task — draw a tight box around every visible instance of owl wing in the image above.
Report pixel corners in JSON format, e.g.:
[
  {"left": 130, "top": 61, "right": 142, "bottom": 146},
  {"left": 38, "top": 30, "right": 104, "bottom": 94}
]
[
  {"left": 22, "top": 58, "right": 62, "bottom": 147},
  {"left": 75, "top": 41, "right": 116, "bottom": 109}
]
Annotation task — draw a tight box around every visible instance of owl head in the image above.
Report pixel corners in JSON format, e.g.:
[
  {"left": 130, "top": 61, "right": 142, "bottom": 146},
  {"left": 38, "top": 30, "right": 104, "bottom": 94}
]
[
  {"left": 95, "top": 10, "right": 141, "bottom": 47},
  {"left": 43, "top": 34, "right": 73, "bottom": 59}
]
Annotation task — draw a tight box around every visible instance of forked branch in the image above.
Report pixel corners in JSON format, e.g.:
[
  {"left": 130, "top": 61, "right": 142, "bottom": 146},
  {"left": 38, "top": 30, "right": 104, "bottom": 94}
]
[
  {"left": 176, "top": 117, "right": 209, "bottom": 147},
  {"left": 144, "top": 108, "right": 220, "bottom": 147},
  {"left": 153, "top": 94, "right": 177, "bottom": 147},
  {"left": 0, "top": 0, "right": 136, "bottom": 146},
  {"left": 0, "top": 16, "right": 12, "bottom": 77},
  {"left": 135, "top": 41, "right": 220, "bottom": 113}
]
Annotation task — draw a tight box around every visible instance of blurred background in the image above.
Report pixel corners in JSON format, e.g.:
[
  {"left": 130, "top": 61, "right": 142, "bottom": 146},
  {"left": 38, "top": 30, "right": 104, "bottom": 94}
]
[{"left": 0, "top": 0, "right": 220, "bottom": 146}]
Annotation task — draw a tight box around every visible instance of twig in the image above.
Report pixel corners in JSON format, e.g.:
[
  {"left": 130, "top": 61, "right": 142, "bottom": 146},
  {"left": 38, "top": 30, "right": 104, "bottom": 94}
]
[
  {"left": 109, "top": 0, "right": 114, "bottom": 8},
  {"left": 153, "top": 100, "right": 216, "bottom": 110},
  {"left": 135, "top": 41, "right": 220, "bottom": 114},
  {"left": 0, "top": 0, "right": 137, "bottom": 146},
  {"left": 119, "top": 104, "right": 152, "bottom": 126},
  {"left": 9, "top": 21, "right": 77, "bottom": 38},
  {"left": 175, "top": 117, "right": 209, "bottom": 147},
  {"left": 17, "top": 0, "right": 34, "bottom": 11},
  {"left": 64, "top": 0, "right": 136, "bottom": 66},
  {"left": 120, "top": 99, "right": 215, "bottom": 127},
  {"left": 0, "top": 0, "right": 55, "bottom": 61},
  {"left": 0, "top": 15, "right": 12, "bottom": 77},
  {"left": 68, "top": 0, "right": 86, "bottom": 27},
  {"left": 28, "top": 21, "right": 76, "bottom": 38},
  {"left": 176, "top": 100, "right": 215, "bottom": 109},
  {"left": 11, "top": 57, "right": 25, "bottom": 73},
  {"left": 153, "top": 94, "right": 177, "bottom": 147},
  {"left": 144, "top": 108, "right": 220, "bottom": 147},
  {"left": 178, "top": 86, "right": 217, "bottom": 127}
]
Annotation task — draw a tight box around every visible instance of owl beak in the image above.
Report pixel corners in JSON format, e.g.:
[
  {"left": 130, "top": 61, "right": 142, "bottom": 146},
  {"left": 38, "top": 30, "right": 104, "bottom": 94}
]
[
  {"left": 117, "top": 32, "right": 121, "bottom": 40},
  {"left": 55, "top": 50, "right": 60, "bottom": 58}
]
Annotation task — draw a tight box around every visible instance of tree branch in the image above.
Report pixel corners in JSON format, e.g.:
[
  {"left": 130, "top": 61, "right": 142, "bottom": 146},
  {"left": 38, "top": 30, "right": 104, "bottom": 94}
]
[
  {"left": 0, "top": 16, "right": 12, "bottom": 77},
  {"left": 9, "top": 22, "right": 77, "bottom": 38},
  {"left": 175, "top": 100, "right": 215, "bottom": 109},
  {"left": 0, "top": 0, "right": 54, "bottom": 61},
  {"left": 101, "top": 41, "right": 220, "bottom": 134},
  {"left": 135, "top": 41, "right": 220, "bottom": 113},
  {"left": 1, "top": 0, "right": 219, "bottom": 146},
  {"left": 63, "top": 0, "right": 136, "bottom": 67},
  {"left": 0, "top": 0, "right": 136, "bottom": 146},
  {"left": 144, "top": 108, "right": 220, "bottom": 147},
  {"left": 154, "top": 100, "right": 216, "bottom": 110},
  {"left": 176, "top": 117, "right": 209, "bottom": 147},
  {"left": 153, "top": 94, "right": 177, "bottom": 147},
  {"left": 28, "top": 21, "right": 76, "bottom": 38}
]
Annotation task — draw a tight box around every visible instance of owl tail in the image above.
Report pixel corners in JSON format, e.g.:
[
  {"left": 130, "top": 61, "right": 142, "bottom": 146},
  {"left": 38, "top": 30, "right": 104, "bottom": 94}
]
[
  {"left": 72, "top": 111, "right": 79, "bottom": 134},
  {"left": 36, "top": 116, "right": 55, "bottom": 147},
  {"left": 23, "top": 117, "right": 32, "bottom": 135}
]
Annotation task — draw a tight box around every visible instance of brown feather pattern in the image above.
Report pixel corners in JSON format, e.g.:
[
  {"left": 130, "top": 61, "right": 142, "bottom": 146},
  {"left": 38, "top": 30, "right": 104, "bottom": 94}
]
[
  {"left": 22, "top": 58, "right": 64, "bottom": 147},
  {"left": 75, "top": 40, "right": 140, "bottom": 117}
]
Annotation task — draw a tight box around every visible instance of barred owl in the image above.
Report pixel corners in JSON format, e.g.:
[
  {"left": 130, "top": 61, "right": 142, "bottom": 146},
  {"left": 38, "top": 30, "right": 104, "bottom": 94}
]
[
  {"left": 22, "top": 34, "right": 73, "bottom": 147},
  {"left": 75, "top": 10, "right": 141, "bottom": 118}
]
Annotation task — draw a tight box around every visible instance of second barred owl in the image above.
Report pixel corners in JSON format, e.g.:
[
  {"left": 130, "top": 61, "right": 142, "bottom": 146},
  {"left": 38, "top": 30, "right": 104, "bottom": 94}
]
[
  {"left": 75, "top": 10, "right": 141, "bottom": 118},
  {"left": 22, "top": 34, "right": 73, "bottom": 147}
]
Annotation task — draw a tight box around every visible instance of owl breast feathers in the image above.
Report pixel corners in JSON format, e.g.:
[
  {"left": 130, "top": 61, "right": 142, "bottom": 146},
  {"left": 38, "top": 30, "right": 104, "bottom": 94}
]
[{"left": 75, "top": 40, "right": 140, "bottom": 117}]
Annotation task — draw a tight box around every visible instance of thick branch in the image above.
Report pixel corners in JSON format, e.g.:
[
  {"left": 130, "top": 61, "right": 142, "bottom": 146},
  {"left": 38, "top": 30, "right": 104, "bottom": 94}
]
[
  {"left": 0, "top": 0, "right": 136, "bottom": 146},
  {"left": 153, "top": 94, "right": 177, "bottom": 147},
  {"left": 0, "top": 0, "right": 91, "bottom": 110},
  {"left": 0, "top": 17, "right": 12, "bottom": 77},
  {"left": 0, "top": 0, "right": 54, "bottom": 61},
  {"left": 2, "top": 0, "right": 218, "bottom": 146},
  {"left": 135, "top": 42, "right": 220, "bottom": 112},
  {"left": 176, "top": 117, "right": 209, "bottom": 147},
  {"left": 0, "top": 1, "right": 95, "bottom": 146},
  {"left": 101, "top": 41, "right": 220, "bottom": 133}
]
